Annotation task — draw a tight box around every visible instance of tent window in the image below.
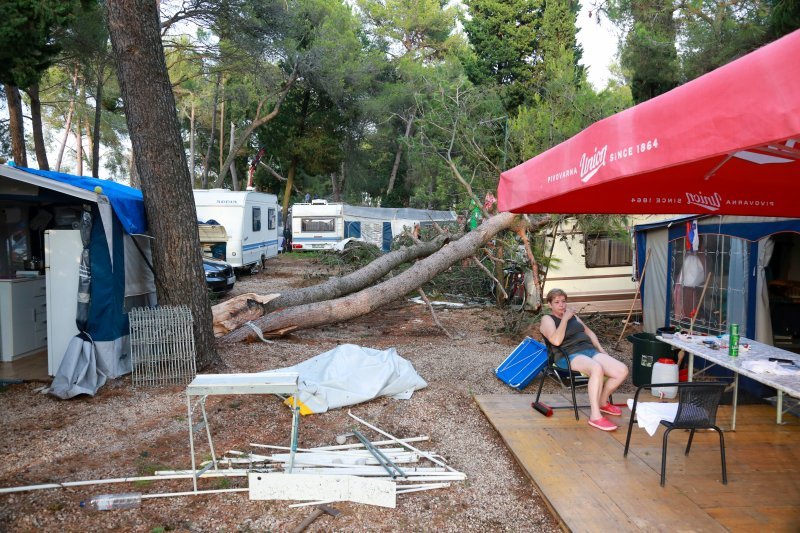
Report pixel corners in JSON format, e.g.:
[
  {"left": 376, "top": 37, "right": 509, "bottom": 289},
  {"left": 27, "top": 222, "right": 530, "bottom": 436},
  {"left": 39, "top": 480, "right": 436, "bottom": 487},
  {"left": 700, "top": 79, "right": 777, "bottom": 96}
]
[
  {"left": 252, "top": 207, "right": 261, "bottom": 232},
  {"left": 584, "top": 234, "right": 632, "bottom": 268},
  {"left": 268, "top": 208, "right": 276, "bottom": 230},
  {"left": 670, "top": 234, "right": 748, "bottom": 335},
  {"left": 301, "top": 217, "right": 335, "bottom": 232}
]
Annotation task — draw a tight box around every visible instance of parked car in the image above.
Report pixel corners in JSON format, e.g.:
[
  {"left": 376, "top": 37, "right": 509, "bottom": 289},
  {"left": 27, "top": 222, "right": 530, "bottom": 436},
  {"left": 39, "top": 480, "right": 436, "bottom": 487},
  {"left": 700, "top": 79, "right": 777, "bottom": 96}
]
[{"left": 203, "top": 257, "right": 236, "bottom": 293}]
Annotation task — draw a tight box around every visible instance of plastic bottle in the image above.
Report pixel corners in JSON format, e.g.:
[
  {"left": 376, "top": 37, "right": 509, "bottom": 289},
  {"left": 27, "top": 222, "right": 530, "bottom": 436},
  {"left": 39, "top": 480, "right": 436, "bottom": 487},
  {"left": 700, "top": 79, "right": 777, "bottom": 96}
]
[{"left": 80, "top": 492, "right": 142, "bottom": 511}]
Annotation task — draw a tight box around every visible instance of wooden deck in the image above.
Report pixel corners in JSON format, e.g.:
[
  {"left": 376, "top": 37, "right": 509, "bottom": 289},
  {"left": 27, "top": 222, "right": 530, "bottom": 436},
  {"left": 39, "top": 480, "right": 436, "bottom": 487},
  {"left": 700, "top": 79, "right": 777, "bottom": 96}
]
[{"left": 475, "top": 392, "right": 800, "bottom": 532}]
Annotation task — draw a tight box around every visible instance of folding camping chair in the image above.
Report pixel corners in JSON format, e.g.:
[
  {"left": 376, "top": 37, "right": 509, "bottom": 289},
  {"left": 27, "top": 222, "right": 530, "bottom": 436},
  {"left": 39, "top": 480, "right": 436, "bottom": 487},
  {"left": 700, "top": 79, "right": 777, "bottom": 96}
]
[
  {"left": 624, "top": 381, "right": 727, "bottom": 487},
  {"left": 533, "top": 340, "right": 586, "bottom": 420},
  {"left": 533, "top": 339, "right": 614, "bottom": 421}
]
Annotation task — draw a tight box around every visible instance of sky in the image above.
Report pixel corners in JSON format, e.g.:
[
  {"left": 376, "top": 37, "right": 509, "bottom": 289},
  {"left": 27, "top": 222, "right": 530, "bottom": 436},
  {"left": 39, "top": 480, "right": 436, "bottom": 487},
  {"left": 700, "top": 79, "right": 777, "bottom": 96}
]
[{"left": 576, "top": 4, "right": 621, "bottom": 90}]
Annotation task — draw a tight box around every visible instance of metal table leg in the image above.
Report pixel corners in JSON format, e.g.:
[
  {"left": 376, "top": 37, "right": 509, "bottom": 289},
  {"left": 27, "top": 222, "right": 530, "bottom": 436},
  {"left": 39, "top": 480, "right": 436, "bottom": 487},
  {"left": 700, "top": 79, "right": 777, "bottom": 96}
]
[
  {"left": 200, "top": 397, "right": 218, "bottom": 472},
  {"left": 731, "top": 373, "right": 739, "bottom": 431},
  {"left": 288, "top": 394, "right": 299, "bottom": 473},
  {"left": 187, "top": 394, "right": 198, "bottom": 492}
]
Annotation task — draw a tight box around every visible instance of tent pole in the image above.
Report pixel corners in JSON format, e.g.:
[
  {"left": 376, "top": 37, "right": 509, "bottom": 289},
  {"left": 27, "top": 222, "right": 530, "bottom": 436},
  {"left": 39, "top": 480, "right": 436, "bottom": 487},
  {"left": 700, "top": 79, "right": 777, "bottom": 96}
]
[{"left": 614, "top": 249, "right": 651, "bottom": 350}]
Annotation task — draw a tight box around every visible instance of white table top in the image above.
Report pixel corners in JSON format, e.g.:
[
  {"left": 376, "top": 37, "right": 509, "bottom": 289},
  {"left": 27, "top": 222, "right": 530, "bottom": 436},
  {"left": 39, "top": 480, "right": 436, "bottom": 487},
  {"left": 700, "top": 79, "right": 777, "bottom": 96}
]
[
  {"left": 186, "top": 372, "right": 299, "bottom": 396},
  {"left": 657, "top": 334, "right": 800, "bottom": 399}
]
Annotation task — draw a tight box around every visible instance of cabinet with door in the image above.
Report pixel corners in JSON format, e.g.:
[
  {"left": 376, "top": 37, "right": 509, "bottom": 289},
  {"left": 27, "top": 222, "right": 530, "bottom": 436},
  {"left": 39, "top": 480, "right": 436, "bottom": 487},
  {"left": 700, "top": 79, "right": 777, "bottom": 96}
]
[{"left": 0, "top": 278, "right": 47, "bottom": 361}]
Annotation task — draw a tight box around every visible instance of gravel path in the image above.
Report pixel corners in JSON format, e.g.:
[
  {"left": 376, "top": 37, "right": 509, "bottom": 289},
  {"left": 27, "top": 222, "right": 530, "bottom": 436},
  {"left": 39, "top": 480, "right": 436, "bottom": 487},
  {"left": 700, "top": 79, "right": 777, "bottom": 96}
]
[{"left": 0, "top": 254, "right": 637, "bottom": 531}]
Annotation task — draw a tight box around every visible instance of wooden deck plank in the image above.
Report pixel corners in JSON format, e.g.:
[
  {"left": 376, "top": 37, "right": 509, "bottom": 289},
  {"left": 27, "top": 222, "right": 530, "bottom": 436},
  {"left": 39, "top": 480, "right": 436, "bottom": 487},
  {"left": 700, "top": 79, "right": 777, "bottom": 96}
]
[
  {"left": 704, "top": 505, "right": 800, "bottom": 532},
  {"left": 475, "top": 393, "right": 800, "bottom": 532}
]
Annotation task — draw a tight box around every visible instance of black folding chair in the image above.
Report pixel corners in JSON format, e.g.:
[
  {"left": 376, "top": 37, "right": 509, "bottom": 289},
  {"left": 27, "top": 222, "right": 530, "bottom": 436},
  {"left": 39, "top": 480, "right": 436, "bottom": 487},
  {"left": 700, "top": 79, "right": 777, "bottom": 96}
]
[
  {"left": 624, "top": 382, "right": 727, "bottom": 487},
  {"left": 533, "top": 340, "right": 588, "bottom": 420}
]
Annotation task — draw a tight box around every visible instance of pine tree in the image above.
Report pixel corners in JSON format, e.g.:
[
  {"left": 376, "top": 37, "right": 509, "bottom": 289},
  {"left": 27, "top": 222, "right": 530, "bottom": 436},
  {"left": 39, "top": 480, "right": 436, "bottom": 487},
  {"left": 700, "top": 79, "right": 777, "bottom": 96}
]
[{"left": 461, "top": 0, "right": 545, "bottom": 112}]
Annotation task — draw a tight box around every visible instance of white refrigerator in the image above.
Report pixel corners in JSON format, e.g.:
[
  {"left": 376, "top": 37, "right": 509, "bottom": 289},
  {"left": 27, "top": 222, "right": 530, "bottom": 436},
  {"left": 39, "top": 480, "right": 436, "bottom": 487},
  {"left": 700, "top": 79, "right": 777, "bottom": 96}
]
[{"left": 45, "top": 229, "right": 82, "bottom": 376}]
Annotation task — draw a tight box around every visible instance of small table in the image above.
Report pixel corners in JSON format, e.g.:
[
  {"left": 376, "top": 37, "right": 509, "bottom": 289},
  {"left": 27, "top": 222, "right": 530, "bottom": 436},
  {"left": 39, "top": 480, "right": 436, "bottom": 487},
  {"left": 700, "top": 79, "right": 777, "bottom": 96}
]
[
  {"left": 657, "top": 335, "right": 800, "bottom": 430},
  {"left": 186, "top": 372, "right": 300, "bottom": 491}
]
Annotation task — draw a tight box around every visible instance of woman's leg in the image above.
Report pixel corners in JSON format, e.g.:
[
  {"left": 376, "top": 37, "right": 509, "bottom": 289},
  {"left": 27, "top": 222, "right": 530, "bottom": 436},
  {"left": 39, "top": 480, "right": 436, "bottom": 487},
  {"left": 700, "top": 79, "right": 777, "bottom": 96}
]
[
  {"left": 569, "top": 355, "right": 604, "bottom": 420},
  {"left": 592, "top": 353, "right": 629, "bottom": 406}
]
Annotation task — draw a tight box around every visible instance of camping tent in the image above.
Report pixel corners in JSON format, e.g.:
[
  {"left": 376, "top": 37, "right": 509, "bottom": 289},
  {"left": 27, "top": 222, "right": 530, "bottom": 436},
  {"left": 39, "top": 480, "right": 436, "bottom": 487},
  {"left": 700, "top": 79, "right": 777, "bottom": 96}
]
[
  {"left": 634, "top": 214, "right": 800, "bottom": 397},
  {"left": 634, "top": 215, "right": 800, "bottom": 344},
  {"left": 497, "top": 30, "right": 800, "bottom": 217},
  {"left": 0, "top": 164, "right": 156, "bottom": 397}
]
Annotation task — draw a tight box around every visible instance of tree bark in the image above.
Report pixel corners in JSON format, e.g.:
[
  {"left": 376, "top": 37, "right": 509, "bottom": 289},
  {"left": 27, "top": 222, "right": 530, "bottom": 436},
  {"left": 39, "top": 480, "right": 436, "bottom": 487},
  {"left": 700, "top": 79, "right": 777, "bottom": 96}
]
[
  {"left": 25, "top": 84, "right": 50, "bottom": 170},
  {"left": 75, "top": 119, "right": 83, "bottom": 176},
  {"left": 84, "top": 117, "right": 95, "bottom": 171},
  {"left": 56, "top": 66, "right": 79, "bottom": 172},
  {"left": 229, "top": 122, "right": 238, "bottom": 190},
  {"left": 218, "top": 82, "right": 225, "bottom": 176},
  {"left": 213, "top": 66, "right": 299, "bottom": 188},
  {"left": 5, "top": 84, "right": 27, "bottom": 167},
  {"left": 280, "top": 88, "right": 310, "bottom": 220},
  {"left": 267, "top": 233, "right": 452, "bottom": 311},
  {"left": 189, "top": 99, "right": 195, "bottom": 185},
  {"left": 201, "top": 72, "right": 221, "bottom": 189},
  {"left": 212, "top": 292, "right": 280, "bottom": 337},
  {"left": 386, "top": 113, "right": 414, "bottom": 196},
  {"left": 222, "top": 212, "right": 523, "bottom": 342},
  {"left": 91, "top": 61, "right": 106, "bottom": 178},
  {"left": 106, "top": 0, "right": 217, "bottom": 368}
]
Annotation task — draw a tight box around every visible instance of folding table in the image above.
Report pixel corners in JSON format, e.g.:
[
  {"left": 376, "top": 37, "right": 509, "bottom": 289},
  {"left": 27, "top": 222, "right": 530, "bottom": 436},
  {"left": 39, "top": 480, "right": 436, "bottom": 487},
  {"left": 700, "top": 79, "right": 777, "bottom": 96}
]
[
  {"left": 186, "top": 372, "right": 300, "bottom": 491},
  {"left": 657, "top": 335, "right": 800, "bottom": 430}
]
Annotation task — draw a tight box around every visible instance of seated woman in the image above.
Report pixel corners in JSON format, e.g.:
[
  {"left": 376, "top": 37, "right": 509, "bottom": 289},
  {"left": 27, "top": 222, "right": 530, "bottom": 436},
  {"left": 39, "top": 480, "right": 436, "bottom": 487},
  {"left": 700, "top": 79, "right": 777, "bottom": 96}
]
[{"left": 539, "top": 288, "right": 629, "bottom": 431}]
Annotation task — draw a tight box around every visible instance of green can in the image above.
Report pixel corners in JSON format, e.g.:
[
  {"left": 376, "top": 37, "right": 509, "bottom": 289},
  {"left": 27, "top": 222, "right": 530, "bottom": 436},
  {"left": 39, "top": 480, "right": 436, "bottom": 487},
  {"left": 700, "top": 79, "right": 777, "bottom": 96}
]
[{"left": 728, "top": 323, "right": 739, "bottom": 357}]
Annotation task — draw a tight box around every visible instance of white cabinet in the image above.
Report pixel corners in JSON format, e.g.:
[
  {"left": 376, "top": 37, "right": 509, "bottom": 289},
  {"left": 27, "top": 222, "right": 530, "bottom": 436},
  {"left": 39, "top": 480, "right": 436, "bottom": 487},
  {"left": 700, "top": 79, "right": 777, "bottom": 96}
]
[{"left": 0, "top": 278, "right": 47, "bottom": 361}]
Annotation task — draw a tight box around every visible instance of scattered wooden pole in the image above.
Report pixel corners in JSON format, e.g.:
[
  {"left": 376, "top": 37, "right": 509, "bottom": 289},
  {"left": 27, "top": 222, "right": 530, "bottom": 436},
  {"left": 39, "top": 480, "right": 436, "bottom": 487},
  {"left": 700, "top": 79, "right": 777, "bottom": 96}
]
[{"left": 614, "top": 249, "right": 651, "bottom": 350}]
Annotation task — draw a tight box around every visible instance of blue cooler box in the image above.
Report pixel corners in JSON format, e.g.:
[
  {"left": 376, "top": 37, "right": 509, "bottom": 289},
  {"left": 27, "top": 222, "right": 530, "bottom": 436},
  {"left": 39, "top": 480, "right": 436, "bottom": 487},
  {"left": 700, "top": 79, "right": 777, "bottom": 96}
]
[{"left": 495, "top": 337, "right": 548, "bottom": 390}]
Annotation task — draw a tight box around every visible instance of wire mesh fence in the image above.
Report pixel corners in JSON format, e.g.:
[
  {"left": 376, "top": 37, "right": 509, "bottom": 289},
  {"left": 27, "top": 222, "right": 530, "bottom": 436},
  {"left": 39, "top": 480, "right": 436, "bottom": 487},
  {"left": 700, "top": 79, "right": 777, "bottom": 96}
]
[{"left": 130, "top": 305, "right": 196, "bottom": 388}]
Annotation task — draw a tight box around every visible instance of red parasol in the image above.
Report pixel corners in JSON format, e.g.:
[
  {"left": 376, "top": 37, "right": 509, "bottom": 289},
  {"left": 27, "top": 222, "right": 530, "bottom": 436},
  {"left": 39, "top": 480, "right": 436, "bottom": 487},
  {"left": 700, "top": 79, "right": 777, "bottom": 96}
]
[{"left": 497, "top": 30, "right": 800, "bottom": 216}]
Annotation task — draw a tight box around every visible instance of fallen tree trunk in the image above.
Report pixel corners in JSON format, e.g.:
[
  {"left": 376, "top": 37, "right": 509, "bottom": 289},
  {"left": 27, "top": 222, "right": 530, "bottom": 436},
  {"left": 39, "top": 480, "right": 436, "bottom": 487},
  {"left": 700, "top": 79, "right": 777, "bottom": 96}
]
[
  {"left": 262, "top": 233, "right": 453, "bottom": 313},
  {"left": 212, "top": 293, "right": 280, "bottom": 337},
  {"left": 222, "top": 212, "right": 532, "bottom": 343}
]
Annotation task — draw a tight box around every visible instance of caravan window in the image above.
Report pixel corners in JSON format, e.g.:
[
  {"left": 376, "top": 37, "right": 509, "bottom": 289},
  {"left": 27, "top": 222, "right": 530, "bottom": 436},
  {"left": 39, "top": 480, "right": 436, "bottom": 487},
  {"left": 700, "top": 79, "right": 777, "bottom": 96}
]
[
  {"left": 670, "top": 233, "right": 748, "bottom": 335},
  {"left": 301, "top": 217, "right": 335, "bottom": 233},
  {"left": 268, "top": 208, "right": 276, "bottom": 230},
  {"left": 252, "top": 207, "right": 261, "bottom": 232},
  {"left": 584, "top": 234, "right": 632, "bottom": 268}
]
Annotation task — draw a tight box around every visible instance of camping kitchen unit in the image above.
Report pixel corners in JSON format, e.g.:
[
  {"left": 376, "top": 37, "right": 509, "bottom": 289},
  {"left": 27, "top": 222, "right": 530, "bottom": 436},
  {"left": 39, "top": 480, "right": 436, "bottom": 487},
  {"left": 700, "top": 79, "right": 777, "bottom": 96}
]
[
  {"left": 0, "top": 164, "right": 155, "bottom": 387},
  {"left": 193, "top": 189, "right": 279, "bottom": 269}
]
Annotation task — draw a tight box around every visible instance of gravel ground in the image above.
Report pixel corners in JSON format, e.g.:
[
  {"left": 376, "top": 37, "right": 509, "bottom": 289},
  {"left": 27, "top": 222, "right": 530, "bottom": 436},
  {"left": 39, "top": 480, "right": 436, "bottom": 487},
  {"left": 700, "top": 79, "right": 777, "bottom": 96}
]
[{"left": 0, "top": 254, "right": 638, "bottom": 532}]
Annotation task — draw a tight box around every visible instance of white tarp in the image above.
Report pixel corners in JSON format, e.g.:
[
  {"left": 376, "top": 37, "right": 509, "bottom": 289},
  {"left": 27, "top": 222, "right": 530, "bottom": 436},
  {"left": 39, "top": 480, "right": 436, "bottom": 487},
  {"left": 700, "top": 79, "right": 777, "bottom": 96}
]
[{"left": 263, "top": 344, "right": 427, "bottom": 414}]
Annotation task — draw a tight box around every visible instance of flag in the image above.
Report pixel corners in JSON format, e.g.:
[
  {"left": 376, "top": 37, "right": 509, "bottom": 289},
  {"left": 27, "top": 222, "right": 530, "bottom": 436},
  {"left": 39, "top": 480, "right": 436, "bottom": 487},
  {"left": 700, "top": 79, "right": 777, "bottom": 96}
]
[{"left": 690, "top": 220, "right": 699, "bottom": 251}]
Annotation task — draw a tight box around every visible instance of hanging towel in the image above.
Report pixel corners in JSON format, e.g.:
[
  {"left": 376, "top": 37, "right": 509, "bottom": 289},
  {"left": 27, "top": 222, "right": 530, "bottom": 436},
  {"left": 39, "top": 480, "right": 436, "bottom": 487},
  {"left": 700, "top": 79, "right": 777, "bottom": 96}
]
[{"left": 627, "top": 399, "right": 679, "bottom": 436}]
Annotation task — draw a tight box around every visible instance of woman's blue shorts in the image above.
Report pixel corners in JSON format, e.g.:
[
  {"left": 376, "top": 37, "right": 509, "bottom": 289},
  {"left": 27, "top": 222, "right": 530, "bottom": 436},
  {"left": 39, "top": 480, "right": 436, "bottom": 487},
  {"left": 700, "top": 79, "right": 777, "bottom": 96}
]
[{"left": 556, "top": 348, "right": 600, "bottom": 370}]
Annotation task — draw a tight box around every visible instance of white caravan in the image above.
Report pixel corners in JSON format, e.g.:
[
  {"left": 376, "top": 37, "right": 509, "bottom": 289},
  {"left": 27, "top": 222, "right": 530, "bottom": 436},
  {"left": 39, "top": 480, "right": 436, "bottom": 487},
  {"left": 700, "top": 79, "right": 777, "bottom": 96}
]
[
  {"left": 290, "top": 200, "right": 458, "bottom": 252},
  {"left": 193, "top": 189, "right": 279, "bottom": 269},
  {"left": 290, "top": 200, "right": 344, "bottom": 251},
  {"left": 540, "top": 214, "right": 675, "bottom": 314}
]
